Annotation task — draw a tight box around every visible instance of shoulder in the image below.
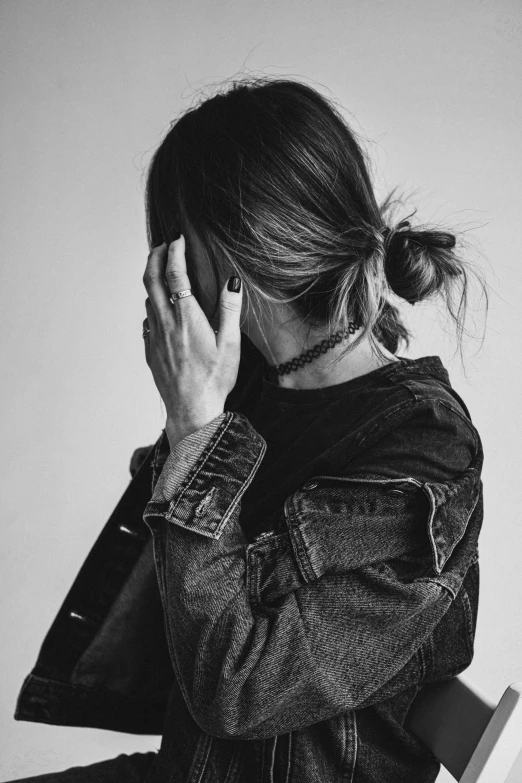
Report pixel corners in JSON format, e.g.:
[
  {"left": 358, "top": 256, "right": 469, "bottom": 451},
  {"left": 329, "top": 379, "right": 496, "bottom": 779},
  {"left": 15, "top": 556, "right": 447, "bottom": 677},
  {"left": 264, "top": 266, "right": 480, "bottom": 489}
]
[
  {"left": 385, "top": 356, "right": 477, "bottom": 432},
  {"left": 347, "top": 393, "right": 481, "bottom": 485}
]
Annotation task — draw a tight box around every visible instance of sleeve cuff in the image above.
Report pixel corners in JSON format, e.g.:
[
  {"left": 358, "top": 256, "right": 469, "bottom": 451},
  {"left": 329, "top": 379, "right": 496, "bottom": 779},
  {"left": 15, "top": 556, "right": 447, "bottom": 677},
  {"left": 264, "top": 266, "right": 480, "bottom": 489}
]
[
  {"left": 144, "top": 411, "right": 267, "bottom": 540},
  {"left": 150, "top": 413, "right": 228, "bottom": 503}
]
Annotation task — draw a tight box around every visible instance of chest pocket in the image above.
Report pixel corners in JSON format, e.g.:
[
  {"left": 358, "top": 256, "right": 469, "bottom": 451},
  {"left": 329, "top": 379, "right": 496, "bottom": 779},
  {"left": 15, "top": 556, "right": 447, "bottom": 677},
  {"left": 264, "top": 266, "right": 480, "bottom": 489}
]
[{"left": 247, "top": 464, "right": 483, "bottom": 611}]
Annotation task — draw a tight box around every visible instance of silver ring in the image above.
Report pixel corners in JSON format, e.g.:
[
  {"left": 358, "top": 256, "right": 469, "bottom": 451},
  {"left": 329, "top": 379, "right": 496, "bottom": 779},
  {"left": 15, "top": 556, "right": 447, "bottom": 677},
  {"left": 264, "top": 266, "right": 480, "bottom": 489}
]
[{"left": 169, "top": 288, "right": 193, "bottom": 304}]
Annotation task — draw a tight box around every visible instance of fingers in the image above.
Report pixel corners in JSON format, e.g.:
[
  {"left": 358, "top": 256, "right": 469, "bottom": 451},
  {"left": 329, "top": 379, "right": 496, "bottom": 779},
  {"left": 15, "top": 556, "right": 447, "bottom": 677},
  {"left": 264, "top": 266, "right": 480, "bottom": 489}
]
[
  {"left": 216, "top": 276, "right": 243, "bottom": 354},
  {"left": 143, "top": 242, "right": 173, "bottom": 329},
  {"left": 145, "top": 299, "right": 156, "bottom": 332},
  {"left": 143, "top": 236, "right": 193, "bottom": 331},
  {"left": 165, "top": 235, "right": 191, "bottom": 299},
  {"left": 143, "top": 309, "right": 153, "bottom": 364},
  {"left": 164, "top": 236, "right": 195, "bottom": 327}
]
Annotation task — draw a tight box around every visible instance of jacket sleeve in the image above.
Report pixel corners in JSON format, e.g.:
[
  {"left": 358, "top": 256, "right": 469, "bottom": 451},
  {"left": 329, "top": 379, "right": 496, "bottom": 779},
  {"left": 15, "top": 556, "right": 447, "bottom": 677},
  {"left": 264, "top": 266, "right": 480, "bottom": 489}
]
[
  {"left": 129, "top": 444, "right": 155, "bottom": 478},
  {"left": 143, "top": 407, "right": 479, "bottom": 740}
]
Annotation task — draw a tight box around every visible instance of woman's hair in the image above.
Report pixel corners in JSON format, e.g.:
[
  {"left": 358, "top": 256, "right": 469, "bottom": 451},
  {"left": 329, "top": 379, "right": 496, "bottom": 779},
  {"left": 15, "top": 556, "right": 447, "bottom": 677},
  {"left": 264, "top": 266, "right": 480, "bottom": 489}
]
[{"left": 145, "top": 76, "right": 488, "bottom": 364}]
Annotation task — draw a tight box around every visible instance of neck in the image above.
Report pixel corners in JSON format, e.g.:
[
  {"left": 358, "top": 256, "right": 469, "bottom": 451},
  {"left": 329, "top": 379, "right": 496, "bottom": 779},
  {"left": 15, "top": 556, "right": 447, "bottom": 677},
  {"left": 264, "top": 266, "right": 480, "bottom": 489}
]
[
  {"left": 275, "top": 339, "right": 398, "bottom": 389},
  {"left": 244, "top": 311, "right": 399, "bottom": 390}
]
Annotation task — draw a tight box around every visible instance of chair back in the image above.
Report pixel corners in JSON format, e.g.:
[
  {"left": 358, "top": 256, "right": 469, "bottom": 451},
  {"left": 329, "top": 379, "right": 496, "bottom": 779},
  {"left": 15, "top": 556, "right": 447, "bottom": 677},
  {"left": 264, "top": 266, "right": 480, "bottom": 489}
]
[{"left": 405, "top": 675, "right": 522, "bottom": 782}]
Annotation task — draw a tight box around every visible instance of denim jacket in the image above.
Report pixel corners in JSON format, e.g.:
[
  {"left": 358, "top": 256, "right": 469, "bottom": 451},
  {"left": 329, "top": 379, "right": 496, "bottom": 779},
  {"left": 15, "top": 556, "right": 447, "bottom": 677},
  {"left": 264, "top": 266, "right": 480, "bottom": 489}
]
[{"left": 14, "top": 338, "right": 484, "bottom": 783}]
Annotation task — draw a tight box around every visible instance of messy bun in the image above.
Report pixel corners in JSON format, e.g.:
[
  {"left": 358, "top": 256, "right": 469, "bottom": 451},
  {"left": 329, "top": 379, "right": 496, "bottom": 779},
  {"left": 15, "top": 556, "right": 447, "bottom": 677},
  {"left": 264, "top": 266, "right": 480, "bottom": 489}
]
[{"left": 381, "top": 219, "right": 463, "bottom": 306}]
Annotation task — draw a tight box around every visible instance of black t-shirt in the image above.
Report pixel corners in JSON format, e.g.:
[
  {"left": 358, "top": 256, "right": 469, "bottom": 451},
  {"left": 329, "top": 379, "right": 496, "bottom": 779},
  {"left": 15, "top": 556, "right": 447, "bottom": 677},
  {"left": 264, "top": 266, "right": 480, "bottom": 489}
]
[{"left": 226, "top": 337, "right": 478, "bottom": 544}]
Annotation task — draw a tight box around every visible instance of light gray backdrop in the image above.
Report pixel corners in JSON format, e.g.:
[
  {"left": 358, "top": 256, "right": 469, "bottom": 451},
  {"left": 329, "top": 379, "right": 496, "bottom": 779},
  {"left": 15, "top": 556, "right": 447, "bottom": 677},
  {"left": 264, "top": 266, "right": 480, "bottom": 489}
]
[{"left": 1, "top": 0, "right": 521, "bottom": 780}]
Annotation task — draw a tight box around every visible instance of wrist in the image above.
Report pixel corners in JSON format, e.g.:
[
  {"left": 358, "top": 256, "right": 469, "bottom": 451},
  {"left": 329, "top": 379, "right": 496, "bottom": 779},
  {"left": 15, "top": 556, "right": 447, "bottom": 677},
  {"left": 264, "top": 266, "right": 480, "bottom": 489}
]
[
  {"left": 165, "top": 412, "right": 224, "bottom": 451},
  {"left": 164, "top": 421, "right": 192, "bottom": 451}
]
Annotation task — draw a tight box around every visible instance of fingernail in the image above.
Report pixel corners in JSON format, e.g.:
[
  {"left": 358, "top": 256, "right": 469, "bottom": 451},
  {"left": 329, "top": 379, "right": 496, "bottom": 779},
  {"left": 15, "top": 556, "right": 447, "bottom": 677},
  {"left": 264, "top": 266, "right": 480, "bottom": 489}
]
[{"left": 228, "top": 276, "right": 241, "bottom": 293}]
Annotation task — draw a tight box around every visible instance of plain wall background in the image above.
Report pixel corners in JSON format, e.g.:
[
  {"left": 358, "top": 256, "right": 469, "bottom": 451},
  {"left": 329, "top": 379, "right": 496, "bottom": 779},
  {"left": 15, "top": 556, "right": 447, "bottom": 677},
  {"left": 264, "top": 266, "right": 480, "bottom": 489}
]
[{"left": 1, "top": 0, "right": 521, "bottom": 779}]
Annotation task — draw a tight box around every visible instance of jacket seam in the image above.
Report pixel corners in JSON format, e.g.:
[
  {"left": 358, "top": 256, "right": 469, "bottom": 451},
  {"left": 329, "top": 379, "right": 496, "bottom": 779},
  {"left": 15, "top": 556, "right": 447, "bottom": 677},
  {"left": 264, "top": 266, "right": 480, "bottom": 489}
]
[
  {"left": 435, "top": 399, "right": 479, "bottom": 451},
  {"left": 286, "top": 731, "right": 293, "bottom": 782},
  {"left": 170, "top": 411, "right": 236, "bottom": 504},
  {"left": 357, "top": 395, "right": 478, "bottom": 454},
  {"left": 347, "top": 709, "right": 357, "bottom": 783},
  {"left": 357, "top": 398, "right": 429, "bottom": 451},
  {"left": 458, "top": 583, "right": 475, "bottom": 662}
]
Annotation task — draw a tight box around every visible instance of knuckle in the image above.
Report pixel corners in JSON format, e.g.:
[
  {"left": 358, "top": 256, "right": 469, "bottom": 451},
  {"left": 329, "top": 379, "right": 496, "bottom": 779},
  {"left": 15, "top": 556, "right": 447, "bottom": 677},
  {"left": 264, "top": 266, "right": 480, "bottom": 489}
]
[
  {"left": 165, "top": 268, "right": 184, "bottom": 285},
  {"left": 221, "top": 300, "right": 241, "bottom": 314},
  {"left": 148, "top": 245, "right": 162, "bottom": 259}
]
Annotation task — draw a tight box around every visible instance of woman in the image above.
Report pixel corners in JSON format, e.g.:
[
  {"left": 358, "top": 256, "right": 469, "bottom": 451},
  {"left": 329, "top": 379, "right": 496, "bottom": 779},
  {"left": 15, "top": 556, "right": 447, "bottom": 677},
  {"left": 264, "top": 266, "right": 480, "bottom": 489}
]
[{"left": 11, "top": 77, "right": 487, "bottom": 782}]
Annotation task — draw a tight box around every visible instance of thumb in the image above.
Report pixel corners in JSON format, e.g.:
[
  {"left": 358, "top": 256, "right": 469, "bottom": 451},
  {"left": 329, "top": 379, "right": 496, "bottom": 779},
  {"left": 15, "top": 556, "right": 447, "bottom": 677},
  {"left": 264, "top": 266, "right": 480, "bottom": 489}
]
[{"left": 216, "top": 275, "right": 243, "bottom": 351}]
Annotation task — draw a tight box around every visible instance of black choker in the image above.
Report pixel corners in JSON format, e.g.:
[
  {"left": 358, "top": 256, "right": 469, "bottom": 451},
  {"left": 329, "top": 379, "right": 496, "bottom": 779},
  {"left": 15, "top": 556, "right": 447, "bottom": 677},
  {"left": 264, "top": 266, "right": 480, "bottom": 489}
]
[{"left": 265, "top": 320, "right": 363, "bottom": 382}]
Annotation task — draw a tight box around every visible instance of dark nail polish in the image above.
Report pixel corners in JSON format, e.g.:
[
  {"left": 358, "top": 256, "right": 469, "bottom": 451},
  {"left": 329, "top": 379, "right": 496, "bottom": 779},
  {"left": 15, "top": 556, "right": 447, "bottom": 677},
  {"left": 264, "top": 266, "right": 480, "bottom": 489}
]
[{"left": 228, "top": 276, "right": 241, "bottom": 293}]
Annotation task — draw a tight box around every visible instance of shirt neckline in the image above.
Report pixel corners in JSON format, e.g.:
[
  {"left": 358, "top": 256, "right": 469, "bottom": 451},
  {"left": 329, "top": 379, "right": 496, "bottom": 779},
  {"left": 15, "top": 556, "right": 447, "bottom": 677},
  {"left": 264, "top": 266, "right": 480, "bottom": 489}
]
[{"left": 260, "top": 355, "right": 445, "bottom": 405}]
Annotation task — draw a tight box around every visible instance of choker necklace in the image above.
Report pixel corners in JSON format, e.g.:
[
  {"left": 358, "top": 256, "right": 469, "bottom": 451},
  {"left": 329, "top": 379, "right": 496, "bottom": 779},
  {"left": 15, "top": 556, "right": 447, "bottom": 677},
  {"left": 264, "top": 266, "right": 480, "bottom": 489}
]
[{"left": 265, "top": 320, "right": 363, "bottom": 382}]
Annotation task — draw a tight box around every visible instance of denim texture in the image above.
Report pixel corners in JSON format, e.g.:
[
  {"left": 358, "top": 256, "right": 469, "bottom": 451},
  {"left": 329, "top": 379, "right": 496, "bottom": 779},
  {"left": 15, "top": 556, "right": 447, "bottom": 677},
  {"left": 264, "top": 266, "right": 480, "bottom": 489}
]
[{"left": 13, "top": 335, "right": 484, "bottom": 783}]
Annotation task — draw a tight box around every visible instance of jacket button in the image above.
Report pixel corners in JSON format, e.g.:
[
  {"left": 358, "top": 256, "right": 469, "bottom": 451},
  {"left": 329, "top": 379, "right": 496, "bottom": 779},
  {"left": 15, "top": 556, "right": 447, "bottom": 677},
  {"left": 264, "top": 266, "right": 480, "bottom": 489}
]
[
  {"left": 118, "top": 524, "right": 147, "bottom": 542},
  {"left": 119, "top": 524, "right": 139, "bottom": 537},
  {"left": 69, "top": 611, "right": 96, "bottom": 626},
  {"left": 302, "top": 481, "right": 318, "bottom": 490}
]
